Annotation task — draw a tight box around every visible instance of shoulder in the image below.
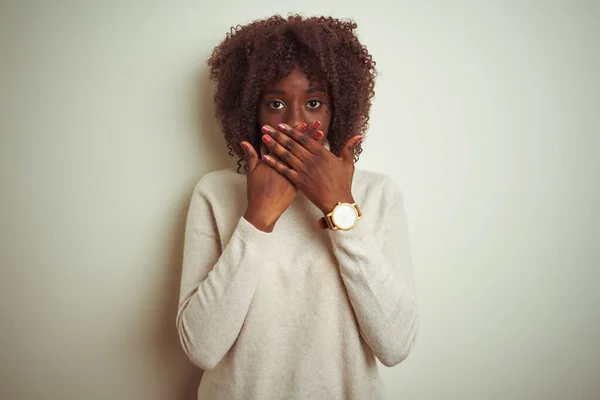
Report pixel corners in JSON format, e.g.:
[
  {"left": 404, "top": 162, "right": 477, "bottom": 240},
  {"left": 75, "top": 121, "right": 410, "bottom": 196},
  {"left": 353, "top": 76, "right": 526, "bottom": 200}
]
[{"left": 353, "top": 168, "right": 404, "bottom": 207}]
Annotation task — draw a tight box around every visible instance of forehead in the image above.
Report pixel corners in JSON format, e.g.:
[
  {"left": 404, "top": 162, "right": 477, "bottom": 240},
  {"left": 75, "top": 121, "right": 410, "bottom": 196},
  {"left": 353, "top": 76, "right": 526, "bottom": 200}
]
[{"left": 263, "top": 66, "right": 324, "bottom": 92}]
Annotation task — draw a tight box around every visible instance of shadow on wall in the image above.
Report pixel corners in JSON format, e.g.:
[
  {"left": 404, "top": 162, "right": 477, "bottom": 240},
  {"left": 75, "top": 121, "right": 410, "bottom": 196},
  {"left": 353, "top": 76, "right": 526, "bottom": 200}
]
[{"left": 157, "top": 65, "right": 237, "bottom": 399}]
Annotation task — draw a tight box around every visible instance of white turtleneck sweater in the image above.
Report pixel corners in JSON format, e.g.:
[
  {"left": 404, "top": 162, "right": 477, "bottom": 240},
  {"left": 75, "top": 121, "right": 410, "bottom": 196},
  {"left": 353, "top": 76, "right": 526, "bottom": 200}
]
[{"left": 176, "top": 167, "right": 418, "bottom": 400}]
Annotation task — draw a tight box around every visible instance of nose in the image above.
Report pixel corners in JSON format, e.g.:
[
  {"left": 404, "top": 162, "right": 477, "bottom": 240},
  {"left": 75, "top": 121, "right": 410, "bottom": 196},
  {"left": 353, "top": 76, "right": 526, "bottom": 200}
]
[{"left": 286, "top": 103, "right": 308, "bottom": 129}]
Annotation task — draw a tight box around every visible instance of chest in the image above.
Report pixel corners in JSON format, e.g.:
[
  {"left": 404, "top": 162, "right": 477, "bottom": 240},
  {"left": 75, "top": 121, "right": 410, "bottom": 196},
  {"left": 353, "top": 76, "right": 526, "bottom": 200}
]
[{"left": 243, "top": 196, "right": 347, "bottom": 323}]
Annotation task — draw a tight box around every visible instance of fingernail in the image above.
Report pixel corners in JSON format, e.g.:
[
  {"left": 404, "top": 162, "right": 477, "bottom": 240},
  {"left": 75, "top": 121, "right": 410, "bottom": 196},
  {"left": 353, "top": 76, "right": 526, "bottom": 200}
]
[
  {"left": 312, "top": 121, "right": 321, "bottom": 130},
  {"left": 240, "top": 142, "right": 247, "bottom": 152},
  {"left": 299, "top": 123, "right": 308, "bottom": 131},
  {"left": 262, "top": 135, "right": 271, "bottom": 144},
  {"left": 263, "top": 154, "right": 271, "bottom": 162},
  {"left": 261, "top": 126, "right": 271, "bottom": 134},
  {"left": 278, "top": 123, "right": 287, "bottom": 131},
  {"left": 315, "top": 130, "right": 324, "bottom": 140},
  {"left": 355, "top": 136, "right": 363, "bottom": 144}
]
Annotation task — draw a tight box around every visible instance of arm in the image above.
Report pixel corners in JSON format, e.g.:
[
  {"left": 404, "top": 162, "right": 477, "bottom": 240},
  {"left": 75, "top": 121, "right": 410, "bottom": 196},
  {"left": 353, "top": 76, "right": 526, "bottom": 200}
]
[
  {"left": 257, "top": 122, "right": 418, "bottom": 366},
  {"left": 328, "top": 179, "right": 419, "bottom": 367},
  {"left": 176, "top": 179, "right": 271, "bottom": 370}
]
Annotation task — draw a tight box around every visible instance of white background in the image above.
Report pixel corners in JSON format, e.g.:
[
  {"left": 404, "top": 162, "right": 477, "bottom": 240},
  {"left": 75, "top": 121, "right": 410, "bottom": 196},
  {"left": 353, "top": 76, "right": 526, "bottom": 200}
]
[{"left": 1, "top": 1, "right": 598, "bottom": 399}]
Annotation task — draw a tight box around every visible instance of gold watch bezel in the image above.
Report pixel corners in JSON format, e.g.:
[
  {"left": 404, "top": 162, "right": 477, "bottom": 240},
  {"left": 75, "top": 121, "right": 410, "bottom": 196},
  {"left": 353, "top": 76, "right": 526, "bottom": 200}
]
[{"left": 325, "top": 202, "right": 362, "bottom": 230}]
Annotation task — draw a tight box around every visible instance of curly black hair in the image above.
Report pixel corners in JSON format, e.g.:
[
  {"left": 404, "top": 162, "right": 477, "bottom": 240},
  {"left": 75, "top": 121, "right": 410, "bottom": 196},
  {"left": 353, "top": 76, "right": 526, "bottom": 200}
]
[{"left": 207, "top": 14, "right": 376, "bottom": 168}]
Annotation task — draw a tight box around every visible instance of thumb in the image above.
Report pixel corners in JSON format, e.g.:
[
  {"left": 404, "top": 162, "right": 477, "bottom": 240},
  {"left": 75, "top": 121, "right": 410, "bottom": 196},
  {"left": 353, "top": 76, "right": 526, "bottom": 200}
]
[
  {"left": 340, "top": 135, "right": 363, "bottom": 164},
  {"left": 240, "top": 141, "right": 259, "bottom": 171}
]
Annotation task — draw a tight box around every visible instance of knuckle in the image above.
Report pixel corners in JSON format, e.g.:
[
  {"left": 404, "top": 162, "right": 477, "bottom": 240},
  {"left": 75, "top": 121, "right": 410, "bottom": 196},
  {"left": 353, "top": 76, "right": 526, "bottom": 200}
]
[
  {"left": 280, "top": 152, "right": 291, "bottom": 162},
  {"left": 285, "top": 140, "right": 296, "bottom": 150}
]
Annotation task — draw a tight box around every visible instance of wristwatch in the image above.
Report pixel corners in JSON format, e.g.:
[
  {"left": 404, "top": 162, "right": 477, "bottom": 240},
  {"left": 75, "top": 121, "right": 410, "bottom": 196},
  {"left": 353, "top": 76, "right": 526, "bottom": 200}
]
[{"left": 316, "top": 202, "right": 362, "bottom": 230}]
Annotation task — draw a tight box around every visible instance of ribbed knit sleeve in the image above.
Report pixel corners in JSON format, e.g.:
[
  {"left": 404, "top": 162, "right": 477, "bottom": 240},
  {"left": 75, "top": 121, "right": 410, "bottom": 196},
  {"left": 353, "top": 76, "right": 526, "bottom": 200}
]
[
  {"left": 328, "top": 177, "right": 419, "bottom": 367},
  {"left": 176, "top": 177, "right": 271, "bottom": 370}
]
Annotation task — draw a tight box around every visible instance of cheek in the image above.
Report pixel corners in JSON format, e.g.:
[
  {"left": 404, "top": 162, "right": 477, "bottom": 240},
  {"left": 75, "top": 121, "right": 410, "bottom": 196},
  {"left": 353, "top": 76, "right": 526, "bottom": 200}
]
[
  {"left": 321, "top": 108, "right": 333, "bottom": 133},
  {"left": 256, "top": 107, "right": 268, "bottom": 127},
  {"left": 257, "top": 107, "right": 284, "bottom": 129}
]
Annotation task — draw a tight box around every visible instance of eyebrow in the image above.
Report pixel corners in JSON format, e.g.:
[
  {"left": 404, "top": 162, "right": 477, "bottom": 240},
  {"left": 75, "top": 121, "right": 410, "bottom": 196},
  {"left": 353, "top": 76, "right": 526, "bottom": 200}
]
[
  {"left": 263, "top": 89, "right": 286, "bottom": 95},
  {"left": 306, "top": 86, "right": 326, "bottom": 93},
  {"left": 263, "top": 86, "right": 326, "bottom": 95}
]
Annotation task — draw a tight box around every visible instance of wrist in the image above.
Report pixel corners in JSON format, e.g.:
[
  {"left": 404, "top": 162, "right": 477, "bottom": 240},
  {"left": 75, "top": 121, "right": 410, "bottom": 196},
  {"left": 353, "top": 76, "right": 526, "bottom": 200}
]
[
  {"left": 244, "top": 208, "right": 278, "bottom": 233},
  {"left": 320, "top": 194, "right": 356, "bottom": 215}
]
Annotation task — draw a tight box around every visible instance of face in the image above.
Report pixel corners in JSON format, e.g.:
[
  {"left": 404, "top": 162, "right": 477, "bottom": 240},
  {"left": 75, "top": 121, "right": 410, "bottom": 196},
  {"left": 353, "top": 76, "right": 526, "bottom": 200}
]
[{"left": 257, "top": 66, "right": 332, "bottom": 144}]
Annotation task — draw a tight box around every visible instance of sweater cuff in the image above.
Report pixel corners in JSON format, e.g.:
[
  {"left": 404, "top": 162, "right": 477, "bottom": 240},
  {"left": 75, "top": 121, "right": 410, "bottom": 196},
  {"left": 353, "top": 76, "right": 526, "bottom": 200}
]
[
  {"left": 236, "top": 215, "right": 272, "bottom": 245},
  {"left": 327, "top": 219, "right": 373, "bottom": 248}
]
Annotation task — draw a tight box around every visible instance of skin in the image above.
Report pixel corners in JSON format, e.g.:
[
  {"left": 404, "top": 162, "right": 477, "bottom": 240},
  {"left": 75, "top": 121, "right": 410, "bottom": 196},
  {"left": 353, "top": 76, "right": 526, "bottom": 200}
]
[{"left": 240, "top": 66, "right": 363, "bottom": 232}]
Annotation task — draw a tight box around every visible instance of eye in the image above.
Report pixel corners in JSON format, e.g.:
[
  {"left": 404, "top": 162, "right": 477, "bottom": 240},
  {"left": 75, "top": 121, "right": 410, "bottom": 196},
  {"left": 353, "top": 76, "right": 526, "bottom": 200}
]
[
  {"left": 268, "top": 100, "right": 286, "bottom": 110},
  {"left": 306, "top": 100, "right": 322, "bottom": 109}
]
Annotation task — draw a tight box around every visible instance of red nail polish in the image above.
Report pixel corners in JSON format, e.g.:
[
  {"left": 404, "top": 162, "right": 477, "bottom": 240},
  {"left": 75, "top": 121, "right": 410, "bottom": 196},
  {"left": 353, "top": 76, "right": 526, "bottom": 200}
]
[
  {"left": 299, "top": 123, "right": 308, "bottom": 131},
  {"left": 278, "top": 123, "right": 287, "bottom": 131},
  {"left": 355, "top": 136, "right": 363, "bottom": 144},
  {"left": 240, "top": 142, "right": 247, "bottom": 152},
  {"left": 261, "top": 126, "right": 270, "bottom": 134},
  {"left": 262, "top": 135, "right": 271, "bottom": 144},
  {"left": 315, "top": 130, "right": 324, "bottom": 140},
  {"left": 312, "top": 121, "right": 321, "bottom": 130}
]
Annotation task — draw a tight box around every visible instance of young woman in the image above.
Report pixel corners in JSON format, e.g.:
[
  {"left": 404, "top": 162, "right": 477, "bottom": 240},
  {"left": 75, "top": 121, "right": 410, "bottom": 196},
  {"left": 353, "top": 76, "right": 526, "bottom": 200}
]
[{"left": 177, "top": 15, "right": 418, "bottom": 400}]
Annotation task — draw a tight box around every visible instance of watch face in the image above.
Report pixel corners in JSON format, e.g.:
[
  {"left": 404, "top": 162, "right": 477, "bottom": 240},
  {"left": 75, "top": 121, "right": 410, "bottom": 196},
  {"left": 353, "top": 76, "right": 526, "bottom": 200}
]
[{"left": 332, "top": 204, "right": 358, "bottom": 230}]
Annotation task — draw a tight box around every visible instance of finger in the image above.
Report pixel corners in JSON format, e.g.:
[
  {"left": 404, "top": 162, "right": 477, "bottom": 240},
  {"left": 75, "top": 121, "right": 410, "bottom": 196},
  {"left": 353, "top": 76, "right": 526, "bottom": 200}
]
[
  {"left": 262, "top": 154, "right": 299, "bottom": 185},
  {"left": 340, "top": 135, "right": 363, "bottom": 164},
  {"left": 305, "top": 120, "right": 322, "bottom": 140},
  {"left": 261, "top": 126, "right": 308, "bottom": 166},
  {"left": 296, "top": 121, "right": 322, "bottom": 142},
  {"left": 266, "top": 124, "right": 312, "bottom": 159},
  {"left": 274, "top": 122, "right": 322, "bottom": 154},
  {"left": 294, "top": 122, "right": 309, "bottom": 134},
  {"left": 240, "top": 141, "right": 259, "bottom": 171}
]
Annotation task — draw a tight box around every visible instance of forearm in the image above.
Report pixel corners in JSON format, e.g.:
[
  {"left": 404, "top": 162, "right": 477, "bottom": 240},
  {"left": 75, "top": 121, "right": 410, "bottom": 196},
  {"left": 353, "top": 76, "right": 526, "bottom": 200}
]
[
  {"left": 329, "top": 223, "right": 419, "bottom": 367},
  {"left": 177, "top": 217, "right": 270, "bottom": 369}
]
